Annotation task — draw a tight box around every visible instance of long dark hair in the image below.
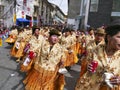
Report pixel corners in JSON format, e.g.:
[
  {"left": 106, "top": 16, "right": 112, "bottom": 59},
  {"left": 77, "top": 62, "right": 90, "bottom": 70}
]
[
  {"left": 32, "top": 26, "right": 40, "bottom": 35},
  {"left": 105, "top": 25, "right": 120, "bottom": 44}
]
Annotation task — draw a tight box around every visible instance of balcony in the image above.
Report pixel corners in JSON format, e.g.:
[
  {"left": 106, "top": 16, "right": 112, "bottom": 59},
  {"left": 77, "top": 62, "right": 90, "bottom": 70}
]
[{"left": 111, "top": 12, "right": 120, "bottom": 17}]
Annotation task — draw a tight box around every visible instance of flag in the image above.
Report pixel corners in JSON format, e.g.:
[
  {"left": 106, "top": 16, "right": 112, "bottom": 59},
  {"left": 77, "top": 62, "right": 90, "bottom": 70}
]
[
  {"left": 13, "top": 14, "right": 16, "bottom": 24},
  {"left": 0, "top": 38, "right": 2, "bottom": 46}
]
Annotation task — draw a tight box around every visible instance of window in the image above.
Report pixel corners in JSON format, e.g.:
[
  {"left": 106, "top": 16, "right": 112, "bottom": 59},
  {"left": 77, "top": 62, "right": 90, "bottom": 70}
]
[
  {"left": 112, "top": 0, "right": 120, "bottom": 12},
  {"left": 34, "top": 6, "right": 38, "bottom": 15},
  {"left": 111, "top": 0, "right": 120, "bottom": 16},
  {"left": 90, "top": 0, "right": 99, "bottom": 12}
]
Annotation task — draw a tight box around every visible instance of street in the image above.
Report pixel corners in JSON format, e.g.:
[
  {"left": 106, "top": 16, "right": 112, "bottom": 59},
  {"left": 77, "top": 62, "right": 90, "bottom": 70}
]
[{"left": 0, "top": 40, "right": 80, "bottom": 90}]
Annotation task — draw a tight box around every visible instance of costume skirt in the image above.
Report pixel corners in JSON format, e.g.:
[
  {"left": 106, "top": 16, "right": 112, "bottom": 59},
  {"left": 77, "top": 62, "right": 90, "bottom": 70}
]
[
  {"left": 64, "top": 50, "right": 78, "bottom": 67},
  {"left": 75, "top": 42, "right": 81, "bottom": 55},
  {"left": 5, "top": 35, "right": 16, "bottom": 43},
  {"left": 23, "top": 65, "right": 65, "bottom": 90},
  {"left": 10, "top": 41, "right": 26, "bottom": 58}
]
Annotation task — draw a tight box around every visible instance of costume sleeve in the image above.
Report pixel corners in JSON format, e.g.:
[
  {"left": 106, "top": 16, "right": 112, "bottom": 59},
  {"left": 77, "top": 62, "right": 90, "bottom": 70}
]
[{"left": 80, "top": 48, "right": 93, "bottom": 77}]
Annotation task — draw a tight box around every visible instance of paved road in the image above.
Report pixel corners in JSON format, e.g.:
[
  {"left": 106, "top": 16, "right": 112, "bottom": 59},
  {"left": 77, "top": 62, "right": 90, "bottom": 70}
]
[{"left": 0, "top": 40, "right": 80, "bottom": 90}]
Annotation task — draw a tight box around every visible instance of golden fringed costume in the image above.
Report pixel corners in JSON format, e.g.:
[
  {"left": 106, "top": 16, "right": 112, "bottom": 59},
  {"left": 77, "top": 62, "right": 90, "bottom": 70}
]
[
  {"left": 21, "top": 38, "right": 66, "bottom": 90},
  {"left": 86, "top": 28, "right": 106, "bottom": 53},
  {"left": 24, "top": 29, "right": 32, "bottom": 42},
  {"left": 85, "top": 34, "right": 95, "bottom": 45},
  {"left": 20, "top": 34, "right": 44, "bottom": 72},
  {"left": 10, "top": 30, "right": 31, "bottom": 58},
  {"left": 10, "top": 40, "right": 26, "bottom": 58},
  {"left": 40, "top": 28, "right": 50, "bottom": 39},
  {"left": 78, "top": 34, "right": 95, "bottom": 57},
  {"left": 75, "top": 44, "right": 120, "bottom": 90},
  {"left": 75, "top": 35, "right": 81, "bottom": 55},
  {"left": 86, "top": 39, "right": 105, "bottom": 53},
  {"left": 70, "top": 33, "right": 78, "bottom": 63},
  {"left": 28, "top": 35, "right": 44, "bottom": 52},
  {"left": 61, "top": 34, "right": 78, "bottom": 67},
  {"left": 76, "top": 34, "right": 86, "bottom": 56},
  {"left": 5, "top": 29, "right": 18, "bottom": 43}
]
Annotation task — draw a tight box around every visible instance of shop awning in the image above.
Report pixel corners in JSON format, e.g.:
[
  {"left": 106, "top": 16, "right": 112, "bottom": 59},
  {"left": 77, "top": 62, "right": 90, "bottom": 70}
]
[
  {"left": 16, "top": 18, "right": 30, "bottom": 22},
  {"left": 16, "top": 18, "right": 30, "bottom": 27}
]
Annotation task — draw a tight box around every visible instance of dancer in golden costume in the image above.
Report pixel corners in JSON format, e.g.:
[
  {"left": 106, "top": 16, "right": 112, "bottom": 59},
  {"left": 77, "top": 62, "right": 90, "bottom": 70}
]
[
  {"left": 75, "top": 24, "right": 120, "bottom": 90},
  {"left": 21, "top": 29, "right": 66, "bottom": 90},
  {"left": 5, "top": 26, "right": 18, "bottom": 44}
]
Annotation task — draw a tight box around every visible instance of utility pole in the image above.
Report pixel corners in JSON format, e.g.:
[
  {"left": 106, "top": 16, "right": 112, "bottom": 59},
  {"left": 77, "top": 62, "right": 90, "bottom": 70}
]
[{"left": 84, "top": 0, "right": 90, "bottom": 29}]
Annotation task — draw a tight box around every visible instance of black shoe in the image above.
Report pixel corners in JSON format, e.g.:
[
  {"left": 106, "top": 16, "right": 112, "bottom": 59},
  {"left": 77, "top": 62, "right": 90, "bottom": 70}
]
[{"left": 65, "top": 66, "right": 71, "bottom": 71}]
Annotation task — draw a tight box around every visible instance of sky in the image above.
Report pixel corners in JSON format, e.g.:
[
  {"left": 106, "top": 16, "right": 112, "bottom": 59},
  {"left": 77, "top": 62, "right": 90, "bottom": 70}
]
[{"left": 48, "top": 0, "right": 68, "bottom": 15}]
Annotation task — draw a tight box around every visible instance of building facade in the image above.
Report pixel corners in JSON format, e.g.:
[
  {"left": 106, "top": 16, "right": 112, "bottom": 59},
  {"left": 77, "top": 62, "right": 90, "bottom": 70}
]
[
  {"left": 51, "top": 3, "right": 66, "bottom": 25},
  {"left": 68, "top": 0, "right": 120, "bottom": 29},
  {"left": 0, "top": 0, "right": 4, "bottom": 28},
  {"left": 0, "top": 0, "right": 15, "bottom": 28},
  {"left": 0, "top": 0, "right": 66, "bottom": 28},
  {"left": 111, "top": 0, "right": 120, "bottom": 21},
  {"left": 88, "top": 0, "right": 113, "bottom": 28}
]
